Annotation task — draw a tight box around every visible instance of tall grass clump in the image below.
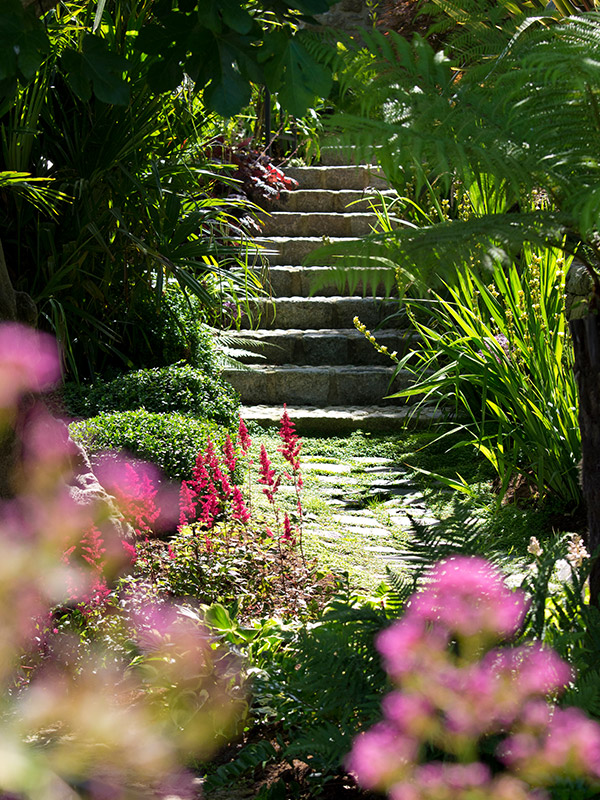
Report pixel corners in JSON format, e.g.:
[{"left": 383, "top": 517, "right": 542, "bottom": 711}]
[{"left": 390, "top": 246, "right": 580, "bottom": 505}]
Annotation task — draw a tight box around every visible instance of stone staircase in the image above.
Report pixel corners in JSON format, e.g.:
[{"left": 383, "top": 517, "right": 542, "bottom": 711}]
[{"left": 223, "top": 148, "right": 433, "bottom": 433}]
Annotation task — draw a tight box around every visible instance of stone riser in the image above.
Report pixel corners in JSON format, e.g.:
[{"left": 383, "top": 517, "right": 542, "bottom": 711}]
[
  {"left": 242, "top": 296, "right": 400, "bottom": 330},
  {"left": 226, "top": 328, "right": 416, "bottom": 366},
  {"left": 257, "top": 265, "right": 396, "bottom": 298},
  {"left": 258, "top": 211, "right": 379, "bottom": 238},
  {"left": 224, "top": 365, "right": 413, "bottom": 406},
  {"left": 285, "top": 165, "right": 387, "bottom": 191},
  {"left": 271, "top": 189, "right": 395, "bottom": 213},
  {"left": 252, "top": 236, "right": 359, "bottom": 266}
]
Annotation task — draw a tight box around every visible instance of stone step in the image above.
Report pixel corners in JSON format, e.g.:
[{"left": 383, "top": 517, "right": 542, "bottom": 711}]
[
  {"left": 251, "top": 236, "right": 360, "bottom": 266},
  {"left": 271, "top": 189, "right": 396, "bottom": 213},
  {"left": 257, "top": 211, "right": 380, "bottom": 238},
  {"left": 319, "top": 145, "right": 382, "bottom": 167},
  {"left": 242, "top": 295, "right": 401, "bottom": 330},
  {"left": 224, "top": 364, "right": 413, "bottom": 406},
  {"left": 241, "top": 404, "right": 441, "bottom": 433},
  {"left": 285, "top": 165, "right": 388, "bottom": 191},
  {"left": 256, "top": 265, "right": 397, "bottom": 298},
  {"left": 225, "top": 328, "right": 416, "bottom": 365}
]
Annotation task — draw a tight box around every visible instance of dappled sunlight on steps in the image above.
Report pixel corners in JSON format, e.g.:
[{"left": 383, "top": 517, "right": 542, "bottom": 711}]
[{"left": 225, "top": 147, "right": 440, "bottom": 433}]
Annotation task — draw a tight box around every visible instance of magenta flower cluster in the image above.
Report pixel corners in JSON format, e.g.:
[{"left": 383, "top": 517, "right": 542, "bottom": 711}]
[{"left": 347, "top": 556, "right": 600, "bottom": 800}]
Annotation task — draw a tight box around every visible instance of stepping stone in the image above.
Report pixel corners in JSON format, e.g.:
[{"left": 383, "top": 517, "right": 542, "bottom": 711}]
[
  {"left": 302, "top": 461, "right": 353, "bottom": 473},
  {"left": 332, "top": 513, "right": 385, "bottom": 526},
  {"left": 316, "top": 474, "right": 361, "bottom": 485},
  {"left": 349, "top": 456, "right": 394, "bottom": 465}
]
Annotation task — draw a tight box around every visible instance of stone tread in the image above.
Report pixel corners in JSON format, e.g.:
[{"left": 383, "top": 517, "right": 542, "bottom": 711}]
[
  {"left": 241, "top": 404, "right": 441, "bottom": 432},
  {"left": 225, "top": 328, "right": 416, "bottom": 365},
  {"left": 271, "top": 188, "right": 396, "bottom": 213},
  {"left": 225, "top": 364, "right": 411, "bottom": 406},
  {"left": 252, "top": 265, "right": 397, "bottom": 298},
  {"left": 250, "top": 235, "right": 361, "bottom": 266},
  {"left": 285, "top": 164, "right": 388, "bottom": 190},
  {"left": 257, "top": 210, "right": 383, "bottom": 237},
  {"left": 242, "top": 295, "right": 401, "bottom": 329}
]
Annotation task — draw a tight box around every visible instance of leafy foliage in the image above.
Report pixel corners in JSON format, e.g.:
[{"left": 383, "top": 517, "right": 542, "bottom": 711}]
[
  {"left": 393, "top": 246, "right": 581, "bottom": 504},
  {"left": 62, "top": 363, "right": 240, "bottom": 427},
  {"left": 69, "top": 410, "right": 228, "bottom": 480},
  {"left": 206, "top": 581, "right": 393, "bottom": 795},
  {"left": 310, "top": 18, "right": 600, "bottom": 285}
]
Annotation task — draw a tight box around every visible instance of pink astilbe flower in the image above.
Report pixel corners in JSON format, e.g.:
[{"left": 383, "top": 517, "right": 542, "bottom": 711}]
[
  {"left": 0, "top": 323, "right": 61, "bottom": 408},
  {"left": 109, "top": 463, "right": 160, "bottom": 539},
  {"left": 122, "top": 540, "right": 137, "bottom": 564},
  {"left": 282, "top": 512, "right": 296, "bottom": 546},
  {"left": 231, "top": 486, "right": 250, "bottom": 525},
  {"left": 202, "top": 439, "right": 220, "bottom": 476},
  {"left": 222, "top": 434, "right": 237, "bottom": 473},
  {"left": 279, "top": 404, "right": 302, "bottom": 475},
  {"left": 237, "top": 417, "right": 252, "bottom": 455},
  {"left": 258, "top": 444, "right": 280, "bottom": 502},
  {"left": 199, "top": 485, "right": 220, "bottom": 529},
  {"left": 179, "top": 480, "right": 198, "bottom": 528}
]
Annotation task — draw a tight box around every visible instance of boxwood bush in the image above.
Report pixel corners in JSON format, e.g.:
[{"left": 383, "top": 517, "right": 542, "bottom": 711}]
[
  {"left": 69, "top": 410, "right": 228, "bottom": 480},
  {"left": 62, "top": 363, "right": 239, "bottom": 428}
]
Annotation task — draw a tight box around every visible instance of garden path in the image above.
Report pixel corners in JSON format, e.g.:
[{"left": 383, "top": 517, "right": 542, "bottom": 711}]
[
  {"left": 224, "top": 149, "right": 438, "bottom": 434},
  {"left": 300, "top": 451, "right": 438, "bottom": 587}
]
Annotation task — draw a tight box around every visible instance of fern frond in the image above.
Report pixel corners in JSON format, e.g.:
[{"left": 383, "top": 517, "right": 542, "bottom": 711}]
[{"left": 304, "top": 211, "right": 572, "bottom": 293}]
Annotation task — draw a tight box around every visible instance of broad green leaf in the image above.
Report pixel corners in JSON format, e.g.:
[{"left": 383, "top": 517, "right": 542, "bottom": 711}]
[
  {"left": 263, "top": 32, "right": 332, "bottom": 116},
  {"left": 62, "top": 49, "right": 93, "bottom": 102},
  {"left": 62, "top": 35, "right": 129, "bottom": 105},
  {"left": 220, "top": 0, "right": 254, "bottom": 34},
  {"left": 203, "top": 41, "right": 252, "bottom": 117},
  {"left": 82, "top": 34, "right": 129, "bottom": 105}
]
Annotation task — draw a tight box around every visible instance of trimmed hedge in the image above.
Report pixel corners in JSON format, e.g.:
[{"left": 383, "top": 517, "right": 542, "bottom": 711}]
[
  {"left": 62, "top": 363, "right": 239, "bottom": 428},
  {"left": 69, "top": 410, "right": 228, "bottom": 481}
]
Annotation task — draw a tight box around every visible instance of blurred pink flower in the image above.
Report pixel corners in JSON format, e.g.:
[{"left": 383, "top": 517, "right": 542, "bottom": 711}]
[
  {"left": 0, "top": 323, "right": 61, "bottom": 407},
  {"left": 346, "top": 723, "right": 418, "bottom": 790},
  {"left": 377, "top": 616, "right": 449, "bottom": 680},
  {"left": 409, "top": 556, "right": 529, "bottom": 640}
]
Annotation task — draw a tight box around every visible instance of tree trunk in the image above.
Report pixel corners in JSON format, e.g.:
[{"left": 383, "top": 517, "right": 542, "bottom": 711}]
[{"left": 570, "top": 313, "right": 600, "bottom": 603}]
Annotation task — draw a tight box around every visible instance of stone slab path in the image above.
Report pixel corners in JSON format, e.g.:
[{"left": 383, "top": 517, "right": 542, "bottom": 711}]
[{"left": 300, "top": 452, "right": 438, "bottom": 587}]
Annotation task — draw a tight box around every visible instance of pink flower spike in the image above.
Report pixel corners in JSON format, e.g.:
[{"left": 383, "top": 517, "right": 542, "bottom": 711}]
[
  {"left": 258, "top": 444, "right": 280, "bottom": 501},
  {"left": 279, "top": 404, "right": 301, "bottom": 471},
  {"left": 178, "top": 480, "right": 198, "bottom": 528},
  {"left": 231, "top": 486, "right": 250, "bottom": 525},
  {"left": 222, "top": 434, "right": 237, "bottom": 473},
  {"left": 0, "top": 323, "right": 61, "bottom": 407},
  {"left": 282, "top": 513, "right": 296, "bottom": 546},
  {"left": 237, "top": 417, "right": 252, "bottom": 455}
]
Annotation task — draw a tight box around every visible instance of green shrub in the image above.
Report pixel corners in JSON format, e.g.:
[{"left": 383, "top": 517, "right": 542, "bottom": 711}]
[
  {"left": 69, "top": 410, "right": 228, "bottom": 480},
  {"left": 126, "top": 285, "right": 222, "bottom": 372},
  {"left": 62, "top": 363, "right": 240, "bottom": 427}
]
